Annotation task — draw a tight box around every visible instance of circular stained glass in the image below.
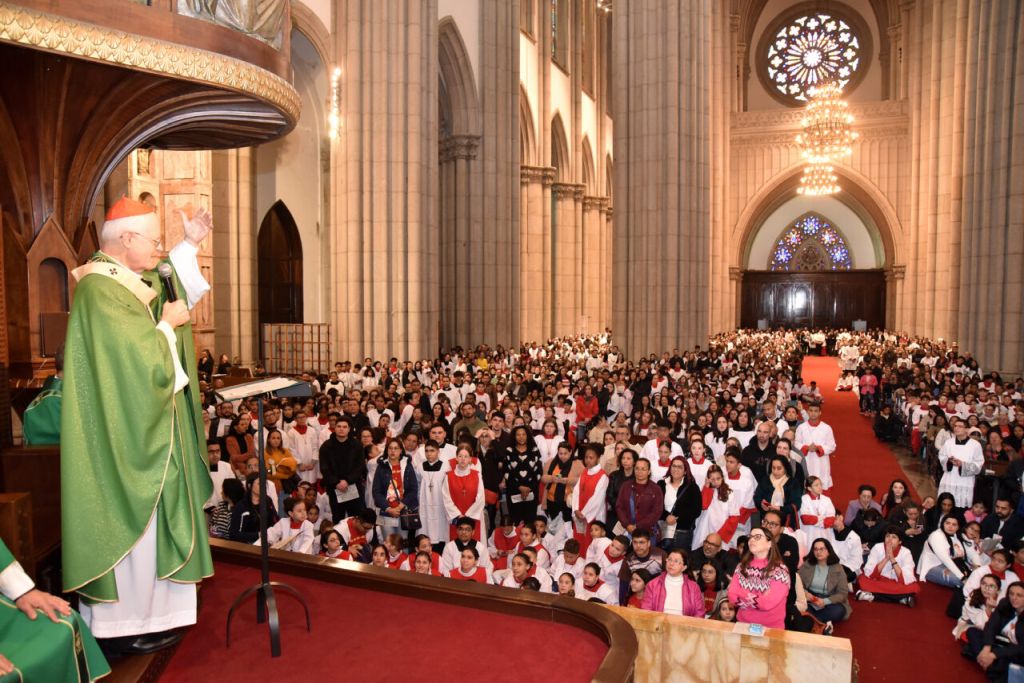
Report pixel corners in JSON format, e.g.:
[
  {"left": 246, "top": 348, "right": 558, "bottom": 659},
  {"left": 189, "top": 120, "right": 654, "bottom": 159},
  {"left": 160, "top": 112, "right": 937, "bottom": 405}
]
[
  {"left": 766, "top": 13, "right": 861, "bottom": 103},
  {"left": 770, "top": 213, "right": 852, "bottom": 271}
]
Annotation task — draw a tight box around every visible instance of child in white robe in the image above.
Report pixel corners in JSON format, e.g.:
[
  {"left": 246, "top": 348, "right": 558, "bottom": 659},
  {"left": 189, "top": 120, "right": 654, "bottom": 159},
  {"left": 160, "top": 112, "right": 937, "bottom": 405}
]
[
  {"left": 258, "top": 498, "right": 314, "bottom": 555},
  {"left": 799, "top": 476, "right": 837, "bottom": 546}
]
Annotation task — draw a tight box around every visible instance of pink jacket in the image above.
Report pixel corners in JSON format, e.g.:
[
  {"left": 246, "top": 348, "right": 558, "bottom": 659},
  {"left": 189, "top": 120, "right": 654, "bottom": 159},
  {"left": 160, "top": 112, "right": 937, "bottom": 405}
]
[{"left": 640, "top": 573, "right": 705, "bottom": 617}]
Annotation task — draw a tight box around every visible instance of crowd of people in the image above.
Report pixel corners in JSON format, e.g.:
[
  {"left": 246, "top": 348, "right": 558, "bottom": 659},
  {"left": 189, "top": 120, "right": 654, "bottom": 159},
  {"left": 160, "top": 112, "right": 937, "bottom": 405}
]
[{"left": 198, "top": 328, "right": 1024, "bottom": 680}]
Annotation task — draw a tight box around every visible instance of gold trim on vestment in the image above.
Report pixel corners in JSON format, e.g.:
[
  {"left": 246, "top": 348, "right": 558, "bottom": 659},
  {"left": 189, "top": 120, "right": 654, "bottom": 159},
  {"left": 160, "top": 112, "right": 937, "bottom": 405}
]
[
  {"left": 0, "top": 2, "right": 299, "bottom": 123},
  {"left": 72, "top": 261, "right": 157, "bottom": 308}
]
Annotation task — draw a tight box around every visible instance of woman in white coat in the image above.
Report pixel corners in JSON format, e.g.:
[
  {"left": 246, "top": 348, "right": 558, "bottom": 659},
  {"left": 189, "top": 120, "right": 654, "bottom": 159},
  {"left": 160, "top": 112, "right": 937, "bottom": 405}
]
[{"left": 918, "top": 516, "right": 983, "bottom": 589}]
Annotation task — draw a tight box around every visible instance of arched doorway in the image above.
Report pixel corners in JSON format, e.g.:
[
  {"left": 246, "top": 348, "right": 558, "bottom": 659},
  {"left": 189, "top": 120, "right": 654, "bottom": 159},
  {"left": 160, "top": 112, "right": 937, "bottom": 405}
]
[
  {"left": 735, "top": 165, "right": 903, "bottom": 330},
  {"left": 258, "top": 201, "right": 303, "bottom": 331}
]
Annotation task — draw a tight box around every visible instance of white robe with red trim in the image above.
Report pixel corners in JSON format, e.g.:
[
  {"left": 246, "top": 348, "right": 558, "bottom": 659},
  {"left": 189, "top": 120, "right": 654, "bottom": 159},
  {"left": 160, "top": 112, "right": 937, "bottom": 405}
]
[
  {"left": 794, "top": 420, "right": 836, "bottom": 489},
  {"left": 692, "top": 488, "right": 742, "bottom": 551},
  {"left": 798, "top": 493, "right": 837, "bottom": 545}
]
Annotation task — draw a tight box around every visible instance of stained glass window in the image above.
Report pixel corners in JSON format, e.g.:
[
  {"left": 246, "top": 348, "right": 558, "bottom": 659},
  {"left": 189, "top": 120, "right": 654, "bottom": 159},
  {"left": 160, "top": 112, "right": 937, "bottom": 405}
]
[
  {"left": 766, "top": 12, "right": 861, "bottom": 103},
  {"left": 769, "top": 213, "right": 852, "bottom": 271}
]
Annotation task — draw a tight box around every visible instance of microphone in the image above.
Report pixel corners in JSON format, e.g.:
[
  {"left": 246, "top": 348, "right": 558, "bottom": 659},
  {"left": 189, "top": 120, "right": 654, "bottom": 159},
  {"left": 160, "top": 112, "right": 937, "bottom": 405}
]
[{"left": 157, "top": 263, "right": 178, "bottom": 303}]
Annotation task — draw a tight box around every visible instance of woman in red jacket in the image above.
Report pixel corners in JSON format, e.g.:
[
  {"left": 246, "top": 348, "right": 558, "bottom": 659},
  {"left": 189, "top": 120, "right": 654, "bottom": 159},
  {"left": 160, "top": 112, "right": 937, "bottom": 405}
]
[
  {"left": 640, "top": 549, "right": 705, "bottom": 617},
  {"left": 616, "top": 458, "right": 662, "bottom": 541}
]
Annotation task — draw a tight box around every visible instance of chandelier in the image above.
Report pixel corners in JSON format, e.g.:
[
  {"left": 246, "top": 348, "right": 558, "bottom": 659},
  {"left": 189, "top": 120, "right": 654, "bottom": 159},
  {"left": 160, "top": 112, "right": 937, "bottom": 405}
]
[{"left": 795, "top": 82, "right": 857, "bottom": 195}]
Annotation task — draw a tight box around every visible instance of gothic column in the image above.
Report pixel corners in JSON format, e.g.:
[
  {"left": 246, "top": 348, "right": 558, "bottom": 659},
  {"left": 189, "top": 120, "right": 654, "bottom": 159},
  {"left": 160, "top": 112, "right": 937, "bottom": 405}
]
[
  {"left": 612, "top": 0, "right": 720, "bottom": 355},
  {"left": 957, "top": 0, "right": 1024, "bottom": 376},
  {"left": 884, "top": 265, "right": 906, "bottom": 332},
  {"left": 332, "top": 0, "right": 438, "bottom": 361},
  {"left": 582, "top": 195, "right": 607, "bottom": 332},
  {"left": 520, "top": 166, "right": 555, "bottom": 342},
  {"left": 902, "top": 0, "right": 968, "bottom": 342},
  {"left": 551, "top": 181, "right": 581, "bottom": 335},
  {"left": 603, "top": 205, "right": 613, "bottom": 330},
  {"left": 212, "top": 147, "right": 258, "bottom": 365},
  {"left": 438, "top": 134, "right": 480, "bottom": 349},
  {"left": 728, "top": 267, "right": 743, "bottom": 328}
]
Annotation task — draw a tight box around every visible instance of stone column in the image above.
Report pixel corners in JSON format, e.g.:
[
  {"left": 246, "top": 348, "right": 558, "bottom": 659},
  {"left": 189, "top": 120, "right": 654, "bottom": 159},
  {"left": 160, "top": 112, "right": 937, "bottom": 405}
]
[
  {"left": 884, "top": 265, "right": 906, "bottom": 332},
  {"left": 728, "top": 267, "right": 743, "bottom": 328},
  {"left": 902, "top": 0, "right": 968, "bottom": 342},
  {"left": 582, "top": 195, "right": 606, "bottom": 332},
  {"left": 551, "top": 181, "right": 580, "bottom": 335},
  {"left": 520, "top": 165, "right": 555, "bottom": 342},
  {"left": 472, "top": 0, "right": 520, "bottom": 347},
  {"left": 612, "top": 0, "right": 720, "bottom": 356},
  {"left": 332, "top": 0, "right": 438, "bottom": 361},
  {"left": 438, "top": 134, "right": 480, "bottom": 350},
  {"left": 212, "top": 147, "right": 258, "bottom": 365},
  {"left": 957, "top": 0, "right": 1024, "bottom": 376},
  {"left": 603, "top": 205, "right": 613, "bottom": 330}
]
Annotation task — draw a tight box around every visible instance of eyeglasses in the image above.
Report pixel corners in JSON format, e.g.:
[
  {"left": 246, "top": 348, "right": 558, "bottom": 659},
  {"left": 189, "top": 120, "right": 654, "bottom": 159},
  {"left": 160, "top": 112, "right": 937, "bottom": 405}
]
[
  {"left": 748, "top": 533, "right": 769, "bottom": 542},
  {"left": 129, "top": 232, "right": 163, "bottom": 250},
  {"left": 763, "top": 521, "right": 780, "bottom": 528}
]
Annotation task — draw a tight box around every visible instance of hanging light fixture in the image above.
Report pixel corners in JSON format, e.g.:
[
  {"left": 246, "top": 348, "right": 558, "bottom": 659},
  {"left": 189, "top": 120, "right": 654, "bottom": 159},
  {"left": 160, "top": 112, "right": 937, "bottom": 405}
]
[{"left": 795, "top": 82, "right": 857, "bottom": 195}]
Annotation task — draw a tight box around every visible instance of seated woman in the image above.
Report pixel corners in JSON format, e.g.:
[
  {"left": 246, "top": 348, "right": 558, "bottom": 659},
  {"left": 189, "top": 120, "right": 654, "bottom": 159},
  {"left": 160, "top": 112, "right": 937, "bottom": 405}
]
[
  {"left": 963, "top": 581, "right": 1024, "bottom": 679},
  {"left": 857, "top": 526, "right": 920, "bottom": 606},
  {"left": 640, "top": 549, "right": 703, "bottom": 616},
  {"left": 696, "top": 560, "right": 728, "bottom": 616},
  {"left": 728, "top": 528, "right": 790, "bottom": 629},
  {"left": 0, "top": 537, "right": 110, "bottom": 682},
  {"left": 499, "top": 552, "right": 552, "bottom": 593},
  {"left": 919, "top": 516, "right": 982, "bottom": 589},
  {"left": 953, "top": 574, "right": 1001, "bottom": 642},
  {"left": 798, "top": 539, "right": 853, "bottom": 630},
  {"left": 579, "top": 562, "right": 620, "bottom": 605}
]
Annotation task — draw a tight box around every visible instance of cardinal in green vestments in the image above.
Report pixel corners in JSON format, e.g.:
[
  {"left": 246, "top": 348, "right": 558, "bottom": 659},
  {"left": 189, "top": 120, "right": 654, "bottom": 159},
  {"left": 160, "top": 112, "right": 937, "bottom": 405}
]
[{"left": 61, "top": 197, "right": 214, "bottom": 652}]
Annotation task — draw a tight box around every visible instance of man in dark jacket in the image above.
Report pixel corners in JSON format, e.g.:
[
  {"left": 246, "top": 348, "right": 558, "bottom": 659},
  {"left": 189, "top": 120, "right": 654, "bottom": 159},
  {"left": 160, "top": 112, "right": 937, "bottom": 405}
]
[
  {"left": 980, "top": 498, "right": 1024, "bottom": 550},
  {"left": 319, "top": 417, "right": 367, "bottom": 520}
]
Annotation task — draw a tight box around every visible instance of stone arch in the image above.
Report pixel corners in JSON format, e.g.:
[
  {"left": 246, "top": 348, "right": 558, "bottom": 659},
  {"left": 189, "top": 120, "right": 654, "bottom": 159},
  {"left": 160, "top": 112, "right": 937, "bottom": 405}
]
[
  {"left": 734, "top": 161, "right": 903, "bottom": 271},
  {"left": 520, "top": 84, "right": 537, "bottom": 165},
  {"left": 581, "top": 136, "right": 596, "bottom": 194},
  {"left": 550, "top": 112, "right": 571, "bottom": 182},
  {"left": 438, "top": 17, "right": 480, "bottom": 137},
  {"left": 290, "top": 1, "right": 332, "bottom": 71}
]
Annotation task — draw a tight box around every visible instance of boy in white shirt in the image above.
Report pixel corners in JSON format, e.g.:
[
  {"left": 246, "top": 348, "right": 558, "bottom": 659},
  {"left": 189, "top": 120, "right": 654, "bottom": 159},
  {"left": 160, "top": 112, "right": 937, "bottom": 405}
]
[{"left": 258, "top": 498, "right": 315, "bottom": 555}]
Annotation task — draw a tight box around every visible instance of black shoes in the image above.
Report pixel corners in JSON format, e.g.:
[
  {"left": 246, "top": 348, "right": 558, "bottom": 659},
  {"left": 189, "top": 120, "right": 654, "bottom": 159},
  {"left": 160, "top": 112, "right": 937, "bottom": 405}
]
[{"left": 98, "top": 629, "right": 185, "bottom": 658}]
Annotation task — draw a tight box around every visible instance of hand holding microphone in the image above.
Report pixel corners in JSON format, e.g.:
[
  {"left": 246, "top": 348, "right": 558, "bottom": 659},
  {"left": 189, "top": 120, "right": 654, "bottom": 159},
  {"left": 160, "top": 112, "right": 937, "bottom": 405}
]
[{"left": 157, "top": 263, "right": 190, "bottom": 328}]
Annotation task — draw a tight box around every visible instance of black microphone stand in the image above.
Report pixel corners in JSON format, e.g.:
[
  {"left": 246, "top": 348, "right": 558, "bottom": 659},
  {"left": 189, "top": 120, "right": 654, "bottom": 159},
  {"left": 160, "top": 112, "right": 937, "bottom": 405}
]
[{"left": 222, "top": 382, "right": 312, "bottom": 657}]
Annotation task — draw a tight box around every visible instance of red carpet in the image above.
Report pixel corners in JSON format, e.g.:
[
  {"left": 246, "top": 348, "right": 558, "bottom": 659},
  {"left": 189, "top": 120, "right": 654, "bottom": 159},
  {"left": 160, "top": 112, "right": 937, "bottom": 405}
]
[
  {"left": 801, "top": 356, "right": 983, "bottom": 682},
  {"left": 160, "top": 561, "right": 608, "bottom": 682}
]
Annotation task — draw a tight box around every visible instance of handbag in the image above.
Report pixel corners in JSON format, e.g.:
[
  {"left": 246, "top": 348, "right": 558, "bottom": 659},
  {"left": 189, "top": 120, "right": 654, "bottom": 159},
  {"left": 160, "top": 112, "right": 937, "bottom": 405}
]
[{"left": 389, "top": 478, "right": 420, "bottom": 531}]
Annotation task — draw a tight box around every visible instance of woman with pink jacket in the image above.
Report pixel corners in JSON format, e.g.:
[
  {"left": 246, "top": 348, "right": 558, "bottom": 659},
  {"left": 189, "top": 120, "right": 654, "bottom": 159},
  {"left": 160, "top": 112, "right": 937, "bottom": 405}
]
[{"left": 640, "top": 548, "right": 705, "bottom": 617}]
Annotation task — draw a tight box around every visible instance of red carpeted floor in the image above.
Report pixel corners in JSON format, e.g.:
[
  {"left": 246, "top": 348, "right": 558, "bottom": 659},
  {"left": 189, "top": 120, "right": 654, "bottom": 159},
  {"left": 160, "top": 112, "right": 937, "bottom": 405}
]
[
  {"left": 801, "top": 356, "right": 983, "bottom": 682},
  {"left": 160, "top": 562, "right": 608, "bottom": 683}
]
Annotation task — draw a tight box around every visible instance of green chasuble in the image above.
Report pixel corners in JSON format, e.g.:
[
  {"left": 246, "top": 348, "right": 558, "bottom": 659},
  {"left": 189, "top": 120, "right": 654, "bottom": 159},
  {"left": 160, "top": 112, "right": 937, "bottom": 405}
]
[
  {"left": 0, "top": 539, "right": 110, "bottom": 683},
  {"left": 22, "top": 375, "right": 62, "bottom": 445},
  {"left": 61, "top": 253, "right": 213, "bottom": 602}
]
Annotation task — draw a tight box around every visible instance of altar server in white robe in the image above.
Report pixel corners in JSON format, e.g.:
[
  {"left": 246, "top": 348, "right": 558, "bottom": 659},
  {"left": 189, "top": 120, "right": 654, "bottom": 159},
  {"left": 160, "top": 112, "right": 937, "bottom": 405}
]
[
  {"left": 285, "top": 411, "right": 320, "bottom": 485},
  {"left": 417, "top": 440, "right": 452, "bottom": 544},
  {"left": 938, "top": 419, "right": 985, "bottom": 507},
  {"left": 794, "top": 403, "right": 836, "bottom": 490},
  {"left": 798, "top": 476, "right": 837, "bottom": 546}
]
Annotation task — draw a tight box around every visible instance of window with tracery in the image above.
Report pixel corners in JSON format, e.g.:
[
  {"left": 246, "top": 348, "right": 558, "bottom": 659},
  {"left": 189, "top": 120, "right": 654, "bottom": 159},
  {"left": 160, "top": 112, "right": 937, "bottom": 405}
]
[
  {"left": 765, "top": 12, "right": 861, "bottom": 103},
  {"left": 769, "top": 213, "right": 852, "bottom": 271}
]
